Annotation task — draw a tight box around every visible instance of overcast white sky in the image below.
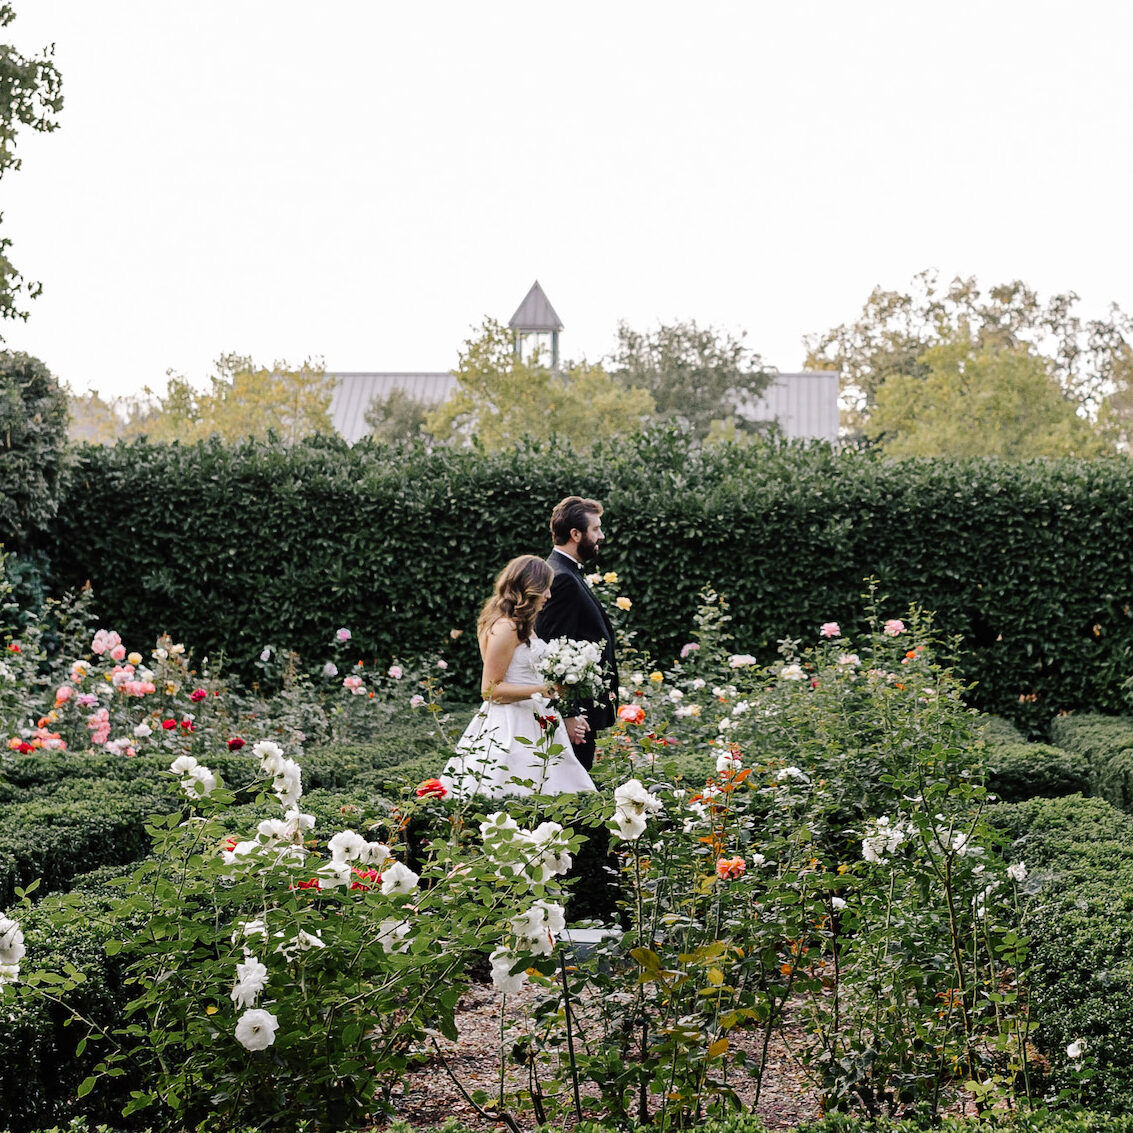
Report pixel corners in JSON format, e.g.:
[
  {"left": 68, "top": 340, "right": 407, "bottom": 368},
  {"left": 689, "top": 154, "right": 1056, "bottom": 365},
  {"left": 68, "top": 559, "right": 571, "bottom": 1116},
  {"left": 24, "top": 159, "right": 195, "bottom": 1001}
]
[{"left": 4, "top": 1, "right": 1132, "bottom": 398}]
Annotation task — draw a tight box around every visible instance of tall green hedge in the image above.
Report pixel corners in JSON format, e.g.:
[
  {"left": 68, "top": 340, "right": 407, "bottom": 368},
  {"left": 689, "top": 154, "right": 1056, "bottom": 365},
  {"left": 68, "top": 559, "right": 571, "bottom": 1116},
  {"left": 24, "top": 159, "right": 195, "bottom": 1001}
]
[{"left": 39, "top": 433, "right": 1133, "bottom": 731}]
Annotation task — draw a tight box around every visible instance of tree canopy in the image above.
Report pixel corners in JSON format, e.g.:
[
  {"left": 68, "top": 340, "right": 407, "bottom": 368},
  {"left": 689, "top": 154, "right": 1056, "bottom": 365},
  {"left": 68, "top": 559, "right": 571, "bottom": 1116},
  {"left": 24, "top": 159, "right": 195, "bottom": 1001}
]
[
  {"left": 0, "top": 351, "right": 69, "bottom": 546},
  {"left": 426, "top": 318, "right": 654, "bottom": 451},
  {"left": 867, "top": 336, "right": 1110, "bottom": 459},
  {"left": 804, "top": 271, "right": 1133, "bottom": 438},
  {"left": 67, "top": 355, "right": 333, "bottom": 444},
  {"left": 363, "top": 387, "right": 430, "bottom": 443},
  {"left": 609, "top": 319, "right": 772, "bottom": 440},
  {"left": 0, "top": 4, "right": 63, "bottom": 335}
]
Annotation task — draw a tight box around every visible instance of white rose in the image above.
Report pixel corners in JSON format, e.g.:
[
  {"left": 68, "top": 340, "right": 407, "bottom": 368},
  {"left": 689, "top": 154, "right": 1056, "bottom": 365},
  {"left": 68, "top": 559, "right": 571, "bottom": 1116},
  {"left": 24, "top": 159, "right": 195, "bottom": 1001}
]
[
  {"left": 380, "top": 861, "right": 419, "bottom": 896},
  {"left": 376, "top": 917, "right": 412, "bottom": 953},
  {"left": 328, "top": 830, "right": 366, "bottom": 863},
  {"left": 0, "top": 917, "right": 26, "bottom": 965},
  {"left": 230, "top": 957, "right": 268, "bottom": 1008},
  {"left": 490, "top": 947, "right": 527, "bottom": 994},
  {"left": 358, "top": 841, "right": 392, "bottom": 868},
  {"left": 316, "top": 859, "right": 353, "bottom": 889},
  {"left": 182, "top": 764, "right": 218, "bottom": 798},
  {"left": 234, "top": 1008, "right": 279, "bottom": 1051},
  {"left": 232, "top": 919, "right": 268, "bottom": 945},
  {"left": 611, "top": 809, "right": 647, "bottom": 841}
]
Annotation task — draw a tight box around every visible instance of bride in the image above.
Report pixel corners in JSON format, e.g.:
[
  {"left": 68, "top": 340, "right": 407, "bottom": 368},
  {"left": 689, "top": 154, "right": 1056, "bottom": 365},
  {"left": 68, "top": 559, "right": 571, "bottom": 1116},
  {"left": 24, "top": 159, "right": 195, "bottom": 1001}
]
[{"left": 444, "top": 555, "right": 597, "bottom": 798}]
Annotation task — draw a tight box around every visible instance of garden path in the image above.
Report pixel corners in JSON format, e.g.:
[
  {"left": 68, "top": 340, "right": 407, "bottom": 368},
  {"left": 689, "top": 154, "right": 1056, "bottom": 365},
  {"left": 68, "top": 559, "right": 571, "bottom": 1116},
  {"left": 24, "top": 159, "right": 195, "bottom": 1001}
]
[{"left": 387, "top": 980, "right": 821, "bottom": 1130}]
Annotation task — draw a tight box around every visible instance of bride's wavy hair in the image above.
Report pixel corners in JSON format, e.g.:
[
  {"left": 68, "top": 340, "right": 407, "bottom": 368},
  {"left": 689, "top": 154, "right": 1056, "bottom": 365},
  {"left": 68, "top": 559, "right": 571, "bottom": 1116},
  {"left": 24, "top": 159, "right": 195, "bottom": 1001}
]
[{"left": 478, "top": 555, "right": 553, "bottom": 644}]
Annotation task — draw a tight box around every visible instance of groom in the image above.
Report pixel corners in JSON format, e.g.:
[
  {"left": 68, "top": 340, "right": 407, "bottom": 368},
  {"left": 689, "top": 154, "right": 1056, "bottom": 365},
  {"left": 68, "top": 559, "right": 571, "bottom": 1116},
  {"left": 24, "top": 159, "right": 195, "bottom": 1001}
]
[{"left": 535, "top": 495, "right": 618, "bottom": 771}]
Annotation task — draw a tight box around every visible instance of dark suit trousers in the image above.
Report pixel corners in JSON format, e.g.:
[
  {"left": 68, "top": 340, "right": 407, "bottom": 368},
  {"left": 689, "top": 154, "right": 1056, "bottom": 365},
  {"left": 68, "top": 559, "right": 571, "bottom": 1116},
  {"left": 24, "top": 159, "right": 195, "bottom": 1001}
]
[{"left": 572, "top": 728, "right": 597, "bottom": 772}]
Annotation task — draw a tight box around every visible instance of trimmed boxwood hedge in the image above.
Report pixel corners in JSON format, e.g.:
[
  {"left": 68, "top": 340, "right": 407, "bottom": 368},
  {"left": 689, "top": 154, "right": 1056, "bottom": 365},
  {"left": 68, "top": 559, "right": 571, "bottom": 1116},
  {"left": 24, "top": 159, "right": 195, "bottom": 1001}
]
[
  {"left": 39, "top": 434, "right": 1133, "bottom": 733},
  {"left": 0, "top": 725, "right": 445, "bottom": 905},
  {"left": 0, "top": 780, "right": 170, "bottom": 907},
  {"left": 984, "top": 741, "right": 1091, "bottom": 803},
  {"left": 989, "top": 794, "right": 1133, "bottom": 1111},
  {"left": 1049, "top": 714, "right": 1133, "bottom": 812},
  {"left": 0, "top": 868, "right": 143, "bottom": 1133}
]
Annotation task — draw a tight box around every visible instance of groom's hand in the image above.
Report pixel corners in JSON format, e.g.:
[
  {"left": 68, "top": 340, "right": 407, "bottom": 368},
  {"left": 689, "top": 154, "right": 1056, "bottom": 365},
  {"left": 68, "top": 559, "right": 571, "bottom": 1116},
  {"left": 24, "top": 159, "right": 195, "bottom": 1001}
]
[{"left": 564, "top": 716, "right": 590, "bottom": 745}]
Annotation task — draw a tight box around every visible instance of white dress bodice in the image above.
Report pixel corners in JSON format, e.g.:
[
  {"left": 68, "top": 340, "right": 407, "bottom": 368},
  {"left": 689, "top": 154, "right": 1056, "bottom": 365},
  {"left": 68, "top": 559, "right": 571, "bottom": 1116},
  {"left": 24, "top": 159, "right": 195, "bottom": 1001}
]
[{"left": 505, "top": 636, "right": 545, "bottom": 690}]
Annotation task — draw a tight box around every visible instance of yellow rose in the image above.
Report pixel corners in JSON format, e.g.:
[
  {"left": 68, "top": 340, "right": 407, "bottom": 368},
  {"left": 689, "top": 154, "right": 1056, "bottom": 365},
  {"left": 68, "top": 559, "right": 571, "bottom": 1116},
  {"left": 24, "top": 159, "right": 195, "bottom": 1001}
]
[
  {"left": 165, "top": 681, "right": 179, "bottom": 695},
  {"left": 127, "top": 651, "right": 143, "bottom": 666},
  {"left": 616, "top": 596, "right": 632, "bottom": 611},
  {"left": 603, "top": 571, "right": 619, "bottom": 584},
  {"left": 649, "top": 671, "right": 664, "bottom": 683},
  {"left": 688, "top": 704, "right": 702, "bottom": 717}
]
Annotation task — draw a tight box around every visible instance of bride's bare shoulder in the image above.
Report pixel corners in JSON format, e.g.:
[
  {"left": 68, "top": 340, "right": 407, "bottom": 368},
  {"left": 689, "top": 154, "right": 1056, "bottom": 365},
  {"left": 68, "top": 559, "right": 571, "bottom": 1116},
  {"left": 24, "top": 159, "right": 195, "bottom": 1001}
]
[{"left": 480, "top": 617, "right": 519, "bottom": 648}]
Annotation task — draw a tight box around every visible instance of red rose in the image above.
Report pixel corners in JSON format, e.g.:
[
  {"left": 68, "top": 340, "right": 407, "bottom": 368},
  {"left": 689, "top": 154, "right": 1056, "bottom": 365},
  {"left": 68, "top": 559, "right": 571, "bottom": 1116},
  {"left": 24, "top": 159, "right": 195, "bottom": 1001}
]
[
  {"left": 161, "top": 719, "right": 177, "bottom": 730},
  {"left": 227, "top": 736, "right": 246, "bottom": 750},
  {"left": 16, "top": 741, "right": 33, "bottom": 754},
  {"left": 190, "top": 688, "right": 207, "bottom": 702},
  {"left": 7, "top": 643, "right": 20, "bottom": 653},
  {"left": 295, "top": 878, "right": 321, "bottom": 890},
  {"left": 180, "top": 719, "right": 195, "bottom": 731},
  {"left": 415, "top": 777, "right": 448, "bottom": 800}
]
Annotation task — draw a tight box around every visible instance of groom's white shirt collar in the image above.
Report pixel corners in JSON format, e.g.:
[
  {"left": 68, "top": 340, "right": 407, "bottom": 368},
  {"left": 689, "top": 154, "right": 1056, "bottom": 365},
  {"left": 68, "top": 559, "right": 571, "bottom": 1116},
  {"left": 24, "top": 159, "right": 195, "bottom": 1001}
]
[{"left": 553, "top": 547, "right": 581, "bottom": 566}]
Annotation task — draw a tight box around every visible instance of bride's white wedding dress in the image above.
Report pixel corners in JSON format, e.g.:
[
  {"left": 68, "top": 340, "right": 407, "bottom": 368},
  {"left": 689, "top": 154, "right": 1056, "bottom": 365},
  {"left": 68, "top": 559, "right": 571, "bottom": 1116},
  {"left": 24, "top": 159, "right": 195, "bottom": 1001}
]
[{"left": 443, "top": 635, "right": 597, "bottom": 798}]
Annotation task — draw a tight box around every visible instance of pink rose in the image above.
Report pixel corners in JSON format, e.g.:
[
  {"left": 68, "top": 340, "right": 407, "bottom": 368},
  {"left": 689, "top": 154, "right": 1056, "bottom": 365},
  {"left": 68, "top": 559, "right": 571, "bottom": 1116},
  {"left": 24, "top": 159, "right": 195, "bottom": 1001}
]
[
  {"left": 54, "top": 685, "right": 73, "bottom": 704},
  {"left": 680, "top": 642, "right": 700, "bottom": 659},
  {"left": 388, "top": 665, "right": 403, "bottom": 680},
  {"left": 91, "top": 629, "right": 122, "bottom": 656},
  {"left": 109, "top": 644, "right": 126, "bottom": 662},
  {"left": 76, "top": 693, "right": 98, "bottom": 708},
  {"left": 883, "top": 619, "right": 906, "bottom": 637},
  {"left": 410, "top": 694, "right": 425, "bottom": 708},
  {"left": 436, "top": 660, "right": 448, "bottom": 670},
  {"left": 336, "top": 628, "right": 352, "bottom": 642},
  {"left": 820, "top": 622, "right": 841, "bottom": 638}
]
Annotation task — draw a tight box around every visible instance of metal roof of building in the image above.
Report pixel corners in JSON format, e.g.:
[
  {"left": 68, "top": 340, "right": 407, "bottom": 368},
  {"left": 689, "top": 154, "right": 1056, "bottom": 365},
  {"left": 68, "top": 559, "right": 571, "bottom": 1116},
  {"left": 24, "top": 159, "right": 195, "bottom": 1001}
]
[
  {"left": 508, "top": 281, "right": 563, "bottom": 332},
  {"left": 740, "top": 371, "right": 840, "bottom": 443},
  {"left": 329, "top": 372, "right": 456, "bottom": 443},
  {"left": 328, "top": 369, "right": 840, "bottom": 445}
]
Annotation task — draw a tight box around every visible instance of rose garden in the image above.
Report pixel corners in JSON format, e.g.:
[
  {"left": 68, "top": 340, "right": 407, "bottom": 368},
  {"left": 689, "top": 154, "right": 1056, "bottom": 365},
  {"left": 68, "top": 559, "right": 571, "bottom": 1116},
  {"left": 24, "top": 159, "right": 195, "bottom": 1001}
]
[{"left": 4, "top": 434, "right": 1133, "bottom": 1133}]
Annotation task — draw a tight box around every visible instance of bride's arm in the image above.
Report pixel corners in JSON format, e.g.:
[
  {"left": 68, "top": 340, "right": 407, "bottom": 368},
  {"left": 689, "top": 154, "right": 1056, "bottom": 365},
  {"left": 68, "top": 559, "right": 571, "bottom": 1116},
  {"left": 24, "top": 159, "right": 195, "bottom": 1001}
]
[{"left": 480, "top": 620, "right": 553, "bottom": 704}]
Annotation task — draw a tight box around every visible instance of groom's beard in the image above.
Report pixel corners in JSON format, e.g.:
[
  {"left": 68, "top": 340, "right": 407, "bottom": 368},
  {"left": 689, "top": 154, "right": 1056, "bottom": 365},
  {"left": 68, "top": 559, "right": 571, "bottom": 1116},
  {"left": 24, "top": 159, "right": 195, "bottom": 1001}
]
[{"left": 577, "top": 534, "right": 600, "bottom": 561}]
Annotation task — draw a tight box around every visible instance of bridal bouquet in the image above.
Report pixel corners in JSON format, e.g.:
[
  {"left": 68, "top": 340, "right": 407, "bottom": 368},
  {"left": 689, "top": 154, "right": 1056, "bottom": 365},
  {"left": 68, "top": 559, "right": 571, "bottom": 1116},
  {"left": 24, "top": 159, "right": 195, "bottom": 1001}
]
[{"left": 537, "top": 637, "right": 606, "bottom": 715}]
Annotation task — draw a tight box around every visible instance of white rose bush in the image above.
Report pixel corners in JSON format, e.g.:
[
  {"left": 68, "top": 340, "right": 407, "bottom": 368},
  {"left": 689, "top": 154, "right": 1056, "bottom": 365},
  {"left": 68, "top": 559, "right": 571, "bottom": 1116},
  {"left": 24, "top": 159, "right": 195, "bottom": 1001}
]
[{"left": 11, "top": 731, "right": 588, "bottom": 1131}]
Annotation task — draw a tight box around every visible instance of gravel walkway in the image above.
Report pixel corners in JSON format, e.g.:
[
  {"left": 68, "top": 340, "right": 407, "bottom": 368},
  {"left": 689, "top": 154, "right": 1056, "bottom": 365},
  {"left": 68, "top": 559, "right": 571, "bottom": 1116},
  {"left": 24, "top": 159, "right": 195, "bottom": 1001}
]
[{"left": 386, "top": 979, "right": 822, "bottom": 1130}]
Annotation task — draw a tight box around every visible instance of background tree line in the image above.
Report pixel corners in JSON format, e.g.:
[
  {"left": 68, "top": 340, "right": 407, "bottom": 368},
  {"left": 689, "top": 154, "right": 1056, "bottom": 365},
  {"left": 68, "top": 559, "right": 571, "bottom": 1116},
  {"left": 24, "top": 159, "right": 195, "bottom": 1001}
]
[{"left": 59, "top": 271, "right": 1133, "bottom": 459}]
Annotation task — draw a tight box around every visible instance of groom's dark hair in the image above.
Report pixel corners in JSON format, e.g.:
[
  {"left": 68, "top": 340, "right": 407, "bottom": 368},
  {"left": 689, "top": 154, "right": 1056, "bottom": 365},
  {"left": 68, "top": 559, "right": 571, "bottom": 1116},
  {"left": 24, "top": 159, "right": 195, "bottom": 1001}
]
[{"left": 551, "top": 496, "right": 603, "bottom": 545}]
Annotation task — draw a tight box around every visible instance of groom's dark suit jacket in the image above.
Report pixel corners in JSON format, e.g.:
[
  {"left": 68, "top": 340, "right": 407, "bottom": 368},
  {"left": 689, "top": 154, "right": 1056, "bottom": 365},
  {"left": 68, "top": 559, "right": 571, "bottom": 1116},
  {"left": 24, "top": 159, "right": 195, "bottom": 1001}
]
[{"left": 535, "top": 549, "right": 618, "bottom": 731}]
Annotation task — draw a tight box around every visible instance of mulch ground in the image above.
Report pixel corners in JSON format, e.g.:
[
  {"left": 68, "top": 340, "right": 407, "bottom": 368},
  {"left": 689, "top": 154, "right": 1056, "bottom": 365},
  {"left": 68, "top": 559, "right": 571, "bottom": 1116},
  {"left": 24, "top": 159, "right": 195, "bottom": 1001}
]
[{"left": 383, "top": 979, "right": 822, "bottom": 1130}]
